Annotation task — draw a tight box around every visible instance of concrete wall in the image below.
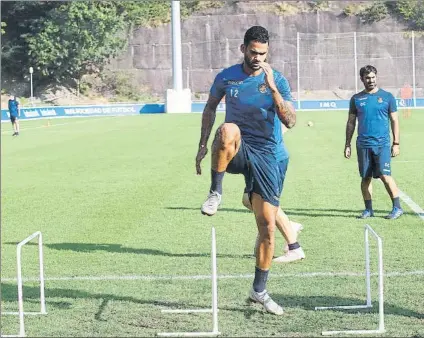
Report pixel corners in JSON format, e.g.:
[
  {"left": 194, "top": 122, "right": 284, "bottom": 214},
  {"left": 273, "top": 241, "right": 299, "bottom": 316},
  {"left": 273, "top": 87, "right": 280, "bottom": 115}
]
[{"left": 110, "top": 4, "right": 424, "bottom": 99}]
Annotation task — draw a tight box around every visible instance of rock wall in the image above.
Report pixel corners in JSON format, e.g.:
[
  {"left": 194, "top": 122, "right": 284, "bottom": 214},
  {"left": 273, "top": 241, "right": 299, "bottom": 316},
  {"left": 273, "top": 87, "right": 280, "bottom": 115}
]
[{"left": 110, "top": 2, "right": 424, "bottom": 99}]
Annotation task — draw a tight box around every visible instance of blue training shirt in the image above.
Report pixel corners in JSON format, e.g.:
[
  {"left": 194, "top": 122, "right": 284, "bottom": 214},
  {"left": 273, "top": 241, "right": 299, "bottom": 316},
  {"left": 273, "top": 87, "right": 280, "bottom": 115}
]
[
  {"left": 8, "top": 99, "right": 19, "bottom": 117},
  {"left": 210, "top": 64, "right": 293, "bottom": 161},
  {"left": 350, "top": 88, "right": 397, "bottom": 148}
]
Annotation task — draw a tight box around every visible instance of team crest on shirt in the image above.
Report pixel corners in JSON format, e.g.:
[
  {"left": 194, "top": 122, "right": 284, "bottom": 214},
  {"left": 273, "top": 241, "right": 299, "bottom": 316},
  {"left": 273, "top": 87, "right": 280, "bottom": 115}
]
[
  {"left": 378, "top": 97, "right": 383, "bottom": 103},
  {"left": 258, "top": 83, "right": 268, "bottom": 93}
]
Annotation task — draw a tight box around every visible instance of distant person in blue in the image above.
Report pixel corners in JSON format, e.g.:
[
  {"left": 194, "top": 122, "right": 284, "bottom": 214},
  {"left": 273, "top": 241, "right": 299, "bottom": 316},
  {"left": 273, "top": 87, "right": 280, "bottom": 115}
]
[
  {"left": 195, "top": 26, "right": 297, "bottom": 315},
  {"left": 344, "top": 65, "right": 403, "bottom": 220},
  {"left": 8, "top": 95, "right": 20, "bottom": 136}
]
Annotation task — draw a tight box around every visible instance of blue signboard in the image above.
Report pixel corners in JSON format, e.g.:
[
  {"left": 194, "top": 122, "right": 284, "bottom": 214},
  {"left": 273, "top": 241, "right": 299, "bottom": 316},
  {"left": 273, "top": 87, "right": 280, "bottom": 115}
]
[
  {"left": 2, "top": 99, "right": 423, "bottom": 121},
  {"left": 1, "top": 103, "right": 165, "bottom": 121}
]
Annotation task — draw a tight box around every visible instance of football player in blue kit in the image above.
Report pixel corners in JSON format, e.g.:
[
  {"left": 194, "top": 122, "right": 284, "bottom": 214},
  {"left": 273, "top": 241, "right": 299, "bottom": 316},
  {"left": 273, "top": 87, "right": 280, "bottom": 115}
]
[
  {"left": 8, "top": 95, "right": 20, "bottom": 136},
  {"left": 195, "top": 26, "right": 297, "bottom": 315},
  {"left": 344, "top": 65, "right": 403, "bottom": 220}
]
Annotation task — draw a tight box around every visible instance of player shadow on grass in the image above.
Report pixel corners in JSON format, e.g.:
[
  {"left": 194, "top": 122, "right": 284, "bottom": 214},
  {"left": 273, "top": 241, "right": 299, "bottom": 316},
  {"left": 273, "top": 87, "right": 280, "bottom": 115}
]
[
  {"left": 283, "top": 208, "right": 417, "bottom": 218},
  {"left": 0, "top": 282, "right": 217, "bottom": 324},
  {"left": 268, "top": 293, "right": 424, "bottom": 320},
  {"left": 166, "top": 206, "right": 250, "bottom": 214},
  {"left": 166, "top": 206, "right": 417, "bottom": 218},
  {"left": 3, "top": 242, "right": 252, "bottom": 260},
  {"left": 1, "top": 283, "right": 422, "bottom": 322},
  {"left": 0, "top": 282, "right": 269, "bottom": 325}
]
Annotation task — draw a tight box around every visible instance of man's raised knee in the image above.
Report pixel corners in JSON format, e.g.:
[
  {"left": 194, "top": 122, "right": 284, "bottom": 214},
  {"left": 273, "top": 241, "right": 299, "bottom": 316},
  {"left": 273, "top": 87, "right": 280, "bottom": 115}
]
[{"left": 216, "top": 123, "right": 241, "bottom": 149}]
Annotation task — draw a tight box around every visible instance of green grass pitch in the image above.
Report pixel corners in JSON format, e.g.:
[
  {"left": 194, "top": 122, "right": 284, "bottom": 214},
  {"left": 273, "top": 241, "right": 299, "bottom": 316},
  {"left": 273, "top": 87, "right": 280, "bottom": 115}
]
[{"left": 1, "top": 110, "right": 423, "bottom": 337}]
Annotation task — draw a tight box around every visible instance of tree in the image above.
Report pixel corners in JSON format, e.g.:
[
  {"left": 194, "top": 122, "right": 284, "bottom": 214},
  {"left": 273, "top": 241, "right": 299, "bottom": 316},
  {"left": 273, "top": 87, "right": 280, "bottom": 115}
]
[
  {"left": 25, "top": 2, "right": 127, "bottom": 85},
  {"left": 391, "top": 0, "right": 424, "bottom": 30},
  {"left": 1, "top": 0, "right": 225, "bottom": 90},
  {"left": 1, "top": 1, "right": 61, "bottom": 76}
]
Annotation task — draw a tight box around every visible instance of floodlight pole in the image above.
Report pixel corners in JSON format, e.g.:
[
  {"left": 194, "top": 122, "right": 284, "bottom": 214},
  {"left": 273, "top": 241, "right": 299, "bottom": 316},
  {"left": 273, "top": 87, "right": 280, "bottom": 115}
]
[
  {"left": 29, "top": 67, "right": 34, "bottom": 106},
  {"left": 412, "top": 31, "right": 417, "bottom": 107},
  {"left": 171, "top": 0, "right": 183, "bottom": 91},
  {"left": 165, "top": 0, "right": 191, "bottom": 113},
  {"left": 296, "top": 32, "right": 301, "bottom": 110}
]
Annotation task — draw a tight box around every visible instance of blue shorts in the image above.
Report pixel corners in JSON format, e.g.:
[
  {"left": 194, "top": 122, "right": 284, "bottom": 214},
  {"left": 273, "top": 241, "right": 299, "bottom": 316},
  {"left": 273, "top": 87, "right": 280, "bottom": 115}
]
[
  {"left": 357, "top": 145, "right": 391, "bottom": 178},
  {"left": 226, "top": 140, "right": 286, "bottom": 207}
]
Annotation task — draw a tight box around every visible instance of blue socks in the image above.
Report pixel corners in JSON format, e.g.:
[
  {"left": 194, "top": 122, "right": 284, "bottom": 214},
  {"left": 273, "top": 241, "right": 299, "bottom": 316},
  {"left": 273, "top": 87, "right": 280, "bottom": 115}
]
[
  {"left": 364, "top": 199, "right": 373, "bottom": 211},
  {"left": 288, "top": 242, "right": 300, "bottom": 250},
  {"left": 392, "top": 197, "right": 401, "bottom": 209},
  {"left": 253, "top": 267, "right": 269, "bottom": 293},
  {"left": 210, "top": 169, "right": 225, "bottom": 195}
]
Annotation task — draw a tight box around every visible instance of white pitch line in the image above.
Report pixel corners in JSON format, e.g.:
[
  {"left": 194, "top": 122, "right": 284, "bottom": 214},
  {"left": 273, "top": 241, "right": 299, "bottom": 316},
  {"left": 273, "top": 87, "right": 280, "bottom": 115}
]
[
  {"left": 398, "top": 189, "right": 424, "bottom": 221},
  {"left": 377, "top": 180, "right": 424, "bottom": 221},
  {"left": 2, "top": 270, "right": 424, "bottom": 283},
  {"left": 0, "top": 115, "right": 122, "bottom": 134}
]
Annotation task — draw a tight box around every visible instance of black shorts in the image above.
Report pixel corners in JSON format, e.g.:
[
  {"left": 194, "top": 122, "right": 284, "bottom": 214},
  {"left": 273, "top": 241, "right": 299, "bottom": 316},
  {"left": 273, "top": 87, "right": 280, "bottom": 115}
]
[
  {"left": 10, "top": 115, "right": 17, "bottom": 123},
  {"left": 226, "top": 140, "right": 285, "bottom": 207},
  {"left": 357, "top": 145, "right": 391, "bottom": 178}
]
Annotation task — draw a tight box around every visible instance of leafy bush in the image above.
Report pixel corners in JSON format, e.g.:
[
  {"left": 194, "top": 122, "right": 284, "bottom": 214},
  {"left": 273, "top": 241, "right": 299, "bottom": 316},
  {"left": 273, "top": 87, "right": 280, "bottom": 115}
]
[
  {"left": 390, "top": 0, "right": 424, "bottom": 30},
  {"left": 256, "top": 2, "right": 300, "bottom": 16},
  {"left": 343, "top": 3, "right": 368, "bottom": 16},
  {"left": 119, "top": 1, "right": 224, "bottom": 28},
  {"left": 343, "top": 1, "right": 424, "bottom": 29},
  {"left": 82, "top": 71, "right": 158, "bottom": 103},
  {"left": 308, "top": 0, "right": 330, "bottom": 13},
  {"left": 359, "top": 1, "right": 389, "bottom": 23}
]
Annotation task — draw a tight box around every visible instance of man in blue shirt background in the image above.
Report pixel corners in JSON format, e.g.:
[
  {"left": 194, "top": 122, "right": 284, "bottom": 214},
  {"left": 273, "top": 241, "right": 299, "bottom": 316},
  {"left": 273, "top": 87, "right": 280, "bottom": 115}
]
[
  {"left": 344, "top": 65, "right": 403, "bottom": 220},
  {"left": 195, "top": 26, "right": 298, "bottom": 315},
  {"left": 8, "top": 95, "right": 20, "bottom": 136}
]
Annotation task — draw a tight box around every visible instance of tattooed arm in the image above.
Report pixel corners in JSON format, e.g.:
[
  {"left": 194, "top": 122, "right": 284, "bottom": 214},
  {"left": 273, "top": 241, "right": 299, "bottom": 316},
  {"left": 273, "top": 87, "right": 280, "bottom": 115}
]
[
  {"left": 271, "top": 89, "right": 296, "bottom": 128},
  {"left": 195, "top": 95, "right": 223, "bottom": 175},
  {"left": 258, "top": 61, "right": 296, "bottom": 128}
]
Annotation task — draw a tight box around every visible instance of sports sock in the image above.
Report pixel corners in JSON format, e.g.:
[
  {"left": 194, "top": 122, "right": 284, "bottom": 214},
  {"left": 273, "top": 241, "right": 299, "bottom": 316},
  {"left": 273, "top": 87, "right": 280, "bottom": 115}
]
[
  {"left": 210, "top": 169, "right": 225, "bottom": 195},
  {"left": 364, "top": 199, "right": 373, "bottom": 211},
  {"left": 392, "top": 197, "right": 401, "bottom": 209},
  {"left": 288, "top": 242, "right": 300, "bottom": 250},
  {"left": 253, "top": 267, "right": 269, "bottom": 293}
]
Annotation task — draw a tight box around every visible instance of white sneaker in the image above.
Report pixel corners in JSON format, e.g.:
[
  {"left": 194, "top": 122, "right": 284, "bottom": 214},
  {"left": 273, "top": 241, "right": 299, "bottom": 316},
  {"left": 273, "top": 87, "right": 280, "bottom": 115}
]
[
  {"left": 283, "top": 221, "right": 304, "bottom": 253},
  {"left": 249, "top": 288, "right": 284, "bottom": 315},
  {"left": 201, "top": 191, "right": 222, "bottom": 216},
  {"left": 273, "top": 247, "right": 306, "bottom": 263}
]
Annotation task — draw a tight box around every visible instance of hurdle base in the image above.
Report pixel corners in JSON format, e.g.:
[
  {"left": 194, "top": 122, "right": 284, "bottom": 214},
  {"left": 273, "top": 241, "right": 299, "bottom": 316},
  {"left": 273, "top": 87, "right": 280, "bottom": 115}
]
[
  {"left": 157, "top": 331, "right": 220, "bottom": 337},
  {"left": 161, "top": 309, "right": 219, "bottom": 314},
  {"left": 322, "top": 329, "right": 385, "bottom": 336},
  {"left": 159, "top": 308, "right": 220, "bottom": 337},
  {"left": 315, "top": 304, "right": 371, "bottom": 310},
  {"left": 2, "top": 311, "right": 47, "bottom": 316}
]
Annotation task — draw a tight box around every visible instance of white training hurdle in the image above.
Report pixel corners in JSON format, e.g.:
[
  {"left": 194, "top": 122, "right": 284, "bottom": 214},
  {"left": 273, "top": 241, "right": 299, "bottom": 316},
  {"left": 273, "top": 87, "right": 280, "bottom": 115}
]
[
  {"left": 315, "top": 224, "right": 385, "bottom": 336},
  {"left": 1, "top": 231, "right": 47, "bottom": 337},
  {"left": 157, "top": 227, "right": 220, "bottom": 337}
]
